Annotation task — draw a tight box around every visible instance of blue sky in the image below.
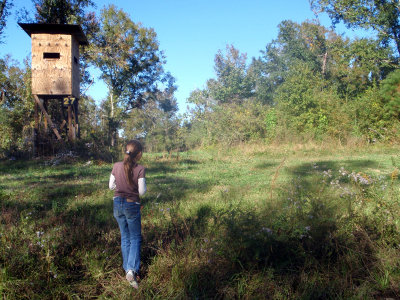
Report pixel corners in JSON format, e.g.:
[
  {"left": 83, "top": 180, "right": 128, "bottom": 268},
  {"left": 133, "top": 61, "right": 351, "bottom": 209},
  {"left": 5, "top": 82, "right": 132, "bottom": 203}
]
[{"left": 1, "top": 0, "right": 370, "bottom": 113}]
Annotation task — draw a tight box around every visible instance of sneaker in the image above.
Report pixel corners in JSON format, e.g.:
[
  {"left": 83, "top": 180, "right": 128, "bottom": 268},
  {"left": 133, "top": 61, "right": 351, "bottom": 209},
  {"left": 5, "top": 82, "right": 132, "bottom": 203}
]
[
  {"left": 126, "top": 270, "right": 139, "bottom": 289},
  {"left": 126, "top": 270, "right": 134, "bottom": 282}
]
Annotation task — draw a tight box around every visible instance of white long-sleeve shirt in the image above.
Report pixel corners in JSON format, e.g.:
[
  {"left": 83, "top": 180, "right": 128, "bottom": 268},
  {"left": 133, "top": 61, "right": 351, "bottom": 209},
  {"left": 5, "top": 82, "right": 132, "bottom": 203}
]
[{"left": 109, "top": 174, "right": 147, "bottom": 196}]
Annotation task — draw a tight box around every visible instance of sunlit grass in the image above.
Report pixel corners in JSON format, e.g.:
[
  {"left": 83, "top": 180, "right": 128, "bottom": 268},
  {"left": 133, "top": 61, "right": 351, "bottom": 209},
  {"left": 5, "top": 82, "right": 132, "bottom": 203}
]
[{"left": 1, "top": 144, "right": 400, "bottom": 298}]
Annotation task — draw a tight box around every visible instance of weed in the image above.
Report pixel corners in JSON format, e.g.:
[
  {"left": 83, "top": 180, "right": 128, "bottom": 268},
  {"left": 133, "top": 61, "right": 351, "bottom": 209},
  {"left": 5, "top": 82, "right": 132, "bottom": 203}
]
[{"left": 1, "top": 145, "right": 400, "bottom": 298}]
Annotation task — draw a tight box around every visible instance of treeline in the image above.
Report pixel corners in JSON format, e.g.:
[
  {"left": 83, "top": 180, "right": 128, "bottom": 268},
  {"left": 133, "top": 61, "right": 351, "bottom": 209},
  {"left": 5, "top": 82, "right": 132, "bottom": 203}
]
[
  {"left": 182, "top": 20, "right": 399, "bottom": 148},
  {"left": 0, "top": 0, "right": 399, "bottom": 158}
]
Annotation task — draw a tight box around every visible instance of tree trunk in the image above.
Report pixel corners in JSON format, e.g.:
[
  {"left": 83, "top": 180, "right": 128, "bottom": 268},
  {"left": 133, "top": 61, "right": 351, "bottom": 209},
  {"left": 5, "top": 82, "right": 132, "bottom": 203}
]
[
  {"left": 110, "top": 92, "right": 116, "bottom": 147},
  {"left": 322, "top": 52, "right": 328, "bottom": 75}
]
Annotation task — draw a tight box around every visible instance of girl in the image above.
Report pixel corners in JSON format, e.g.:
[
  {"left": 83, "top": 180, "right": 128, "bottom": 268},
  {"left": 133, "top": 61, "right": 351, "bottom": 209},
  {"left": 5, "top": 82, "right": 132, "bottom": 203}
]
[{"left": 109, "top": 140, "right": 146, "bottom": 289}]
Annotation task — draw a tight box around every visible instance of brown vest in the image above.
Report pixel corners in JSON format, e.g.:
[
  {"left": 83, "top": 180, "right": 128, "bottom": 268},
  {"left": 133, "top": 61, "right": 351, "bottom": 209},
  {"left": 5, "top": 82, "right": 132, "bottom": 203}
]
[{"left": 112, "top": 162, "right": 145, "bottom": 201}]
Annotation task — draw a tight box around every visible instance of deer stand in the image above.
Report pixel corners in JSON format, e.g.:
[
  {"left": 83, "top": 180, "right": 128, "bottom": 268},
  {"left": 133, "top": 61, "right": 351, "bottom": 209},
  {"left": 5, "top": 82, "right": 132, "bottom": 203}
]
[
  {"left": 19, "top": 23, "right": 87, "bottom": 157},
  {"left": 33, "top": 95, "right": 80, "bottom": 156}
]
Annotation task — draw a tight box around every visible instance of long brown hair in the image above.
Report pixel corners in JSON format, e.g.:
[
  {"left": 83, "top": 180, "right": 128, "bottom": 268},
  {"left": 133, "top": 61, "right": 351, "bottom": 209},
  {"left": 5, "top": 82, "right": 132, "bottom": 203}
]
[{"left": 123, "top": 140, "right": 143, "bottom": 186}]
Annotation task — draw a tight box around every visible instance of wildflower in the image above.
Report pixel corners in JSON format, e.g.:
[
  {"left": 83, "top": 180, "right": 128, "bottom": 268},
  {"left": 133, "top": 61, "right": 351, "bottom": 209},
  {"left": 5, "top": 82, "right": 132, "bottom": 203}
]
[
  {"left": 340, "top": 187, "right": 355, "bottom": 198},
  {"left": 339, "top": 167, "right": 348, "bottom": 176},
  {"left": 330, "top": 179, "right": 339, "bottom": 186},
  {"left": 349, "top": 172, "right": 373, "bottom": 185},
  {"left": 304, "top": 226, "right": 311, "bottom": 232},
  {"left": 323, "top": 170, "right": 332, "bottom": 178}
]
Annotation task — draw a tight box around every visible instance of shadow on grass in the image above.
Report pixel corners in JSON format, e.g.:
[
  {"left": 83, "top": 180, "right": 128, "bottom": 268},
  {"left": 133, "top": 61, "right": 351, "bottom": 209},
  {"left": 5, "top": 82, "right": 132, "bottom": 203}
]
[
  {"left": 2, "top": 156, "right": 396, "bottom": 299},
  {"left": 253, "top": 161, "right": 279, "bottom": 170},
  {"left": 0, "top": 159, "right": 37, "bottom": 174},
  {"left": 137, "top": 157, "right": 397, "bottom": 299},
  {"left": 288, "top": 159, "right": 380, "bottom": 176},
  {"left": 142, "top": 160, "right": 214, "bottom": 205}
]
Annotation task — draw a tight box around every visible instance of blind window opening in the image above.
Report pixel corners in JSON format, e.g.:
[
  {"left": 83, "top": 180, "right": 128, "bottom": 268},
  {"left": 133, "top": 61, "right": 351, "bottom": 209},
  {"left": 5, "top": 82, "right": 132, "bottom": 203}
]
[{"left": 43, "top": 52, "right": 60, "bottom": 59}]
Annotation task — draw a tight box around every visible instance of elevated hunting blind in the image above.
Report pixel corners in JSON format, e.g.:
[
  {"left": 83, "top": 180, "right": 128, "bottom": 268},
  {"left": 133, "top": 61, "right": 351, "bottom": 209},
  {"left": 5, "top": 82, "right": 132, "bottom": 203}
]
[{"left": 19, "top": 23, "right": 88, "bottom": 151}]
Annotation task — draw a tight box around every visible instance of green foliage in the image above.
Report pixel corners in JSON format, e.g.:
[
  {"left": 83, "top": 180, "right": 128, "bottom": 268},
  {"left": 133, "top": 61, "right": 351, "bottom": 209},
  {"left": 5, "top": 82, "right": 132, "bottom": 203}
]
[
  {"left": 87, "top": 5, "right": 170, "bottom": 112},
  {"left": 310, "top": 0, "right": 400, "bottom": 56},
  {"left": 274, "top": 62, "right": 327, "bottom": 137},
  {"left": 187, "top": 101, "right": 267, "bottom": 146},
  {"left": 349, "top": 70, "right": 400, "bottom": 143},
  {"left": 86, "top": 5, "right": 174, "bottom": 149},
  {"left": 380, "top": 68, "right": 400, "bottom": 120},
  {"left": 123, "top": 101, "right": 182, "bottom": 153},
  {"left": 250, "top": 20, "right": 331, "bottom": 104},
  {"left": 331, "top": 37, "right": 395, "bottom": 99},
  {"left": 0, "top": 57, "right": 33, "bottom": 157},
  {"left": 0, "top": 0, "right": 12, "bottom": 42},
  {"left": 207, "top": 45, "right": 254, "bottom": 104},
  {"left": 2, "top": 146, "right": 400, "bottom": 298},
  {"left": 183, "top": 19, "right": 397, "bottom": 146},
  {"left": 352, "top": 85, "right": 388, "bottom": 142},
  {"left": 264, "top": 107, "right": 277, "bottom": 140},
  {"left": 29, "top": 0, "right": 94, "bottom": 25}
]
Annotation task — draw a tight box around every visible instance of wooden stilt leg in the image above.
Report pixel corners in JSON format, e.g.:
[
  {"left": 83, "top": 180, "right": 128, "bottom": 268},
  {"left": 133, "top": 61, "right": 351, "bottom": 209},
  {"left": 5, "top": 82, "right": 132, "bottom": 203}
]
[
  {"left": 75, "top": 99, "right": 80, "bottom": 138},
  {"left": 67, "top": 104, "right": 75, "bottom": 141},
  {"left": 43, "top": 99, "right": 48, "bottom": 133},
  {"left": 34, "top": 101, "right": 39, "bottom": 156},
  {"left": 33, "top": 95, "right": 62, "bottom": 141}
]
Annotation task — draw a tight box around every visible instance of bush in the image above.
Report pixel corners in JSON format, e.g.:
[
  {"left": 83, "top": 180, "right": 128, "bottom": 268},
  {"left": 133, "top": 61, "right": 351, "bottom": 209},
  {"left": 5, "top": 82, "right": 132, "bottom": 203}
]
[{"left": 185, "top": 100, "right": 268, "bottom": 146}]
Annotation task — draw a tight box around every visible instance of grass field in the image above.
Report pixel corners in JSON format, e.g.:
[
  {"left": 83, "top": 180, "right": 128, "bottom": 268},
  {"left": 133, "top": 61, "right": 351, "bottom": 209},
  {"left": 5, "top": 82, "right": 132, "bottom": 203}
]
[{"left": 1, "top": 143, "right": 400, "bottom": 299}]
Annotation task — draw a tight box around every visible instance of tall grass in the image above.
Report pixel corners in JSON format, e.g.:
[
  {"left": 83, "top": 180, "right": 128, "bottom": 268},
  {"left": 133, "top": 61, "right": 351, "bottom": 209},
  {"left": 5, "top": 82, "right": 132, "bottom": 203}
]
[{"left": 1, "top": 144, "right": 400, "bottom": 299}]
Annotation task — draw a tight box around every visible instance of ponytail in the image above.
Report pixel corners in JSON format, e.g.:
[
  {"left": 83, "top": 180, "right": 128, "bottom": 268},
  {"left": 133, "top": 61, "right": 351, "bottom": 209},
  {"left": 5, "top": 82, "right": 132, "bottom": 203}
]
[{"left": 123, "top": 140, "right": 143, "bottom": 186}]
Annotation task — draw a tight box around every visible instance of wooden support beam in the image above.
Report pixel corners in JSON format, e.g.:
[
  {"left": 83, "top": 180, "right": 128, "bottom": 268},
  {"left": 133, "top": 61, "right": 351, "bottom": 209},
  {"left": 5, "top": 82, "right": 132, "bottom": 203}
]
[
  {"left": 74, "top": 98, "right": 80, "bottom": 138},
  {"left": 67, "top": 104, "right": 75, "bottom": 141},
  {"left": 0, "top": 91, "right": 5, "bottom": 105},
  {"left": 33, "top": 100, "right": 39, "bottom": 156},
  {"left": 33, "top": 95, "right": 62, "bottom": 140},
  {"left": 34, "top": 101, "right": 39, "bottom": 131},
  {"left": 44, "top": 99, "right": 48, "bottom": 133},
  {"left": 60, "top": 119, "right": 67, "bottom": 130}
]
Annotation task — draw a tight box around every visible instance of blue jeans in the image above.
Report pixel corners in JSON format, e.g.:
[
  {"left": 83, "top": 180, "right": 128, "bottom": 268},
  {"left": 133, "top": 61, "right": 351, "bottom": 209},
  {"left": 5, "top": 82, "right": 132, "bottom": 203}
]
[{"left": 113, "top": 196, "right": 142, "bottom": 274}]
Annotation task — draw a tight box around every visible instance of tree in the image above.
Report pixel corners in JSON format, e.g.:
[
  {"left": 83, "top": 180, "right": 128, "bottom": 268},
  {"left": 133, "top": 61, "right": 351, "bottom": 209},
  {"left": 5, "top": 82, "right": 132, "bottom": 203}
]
[
  {"left": 187, "top": 45, "right": 253, "bottom": 109},
  {"left": 0, "top": 57, "right": 33, "bottom": 156},
  {"left": 31, "top": 0, "right": 94, "bottom": 24},
  {"left": 207, "top": 45, "right": 254, "bottom": 104},
  {"left": 122, "top": 84, "right": 181, "bottom": 152},
  {"left": 0, "top": 0, "right": 12, "bottom": 42},
  {"left": 380, "top": 69, "right": 400, "bottom": 120},
  {"left": 250, "top": 20, "right": 331, "bottom": 104},
  {"left": 310, "top": 0, "right": 400, "bottom": 57},
  {"left": 251, "top": 20, "right": 394, "bottom": 103},
  {"left": 332, "top": 37, "right": 395, "bottom": 98},
  {"left": 18, "top": 0, "right": 98, "bottom": 45},
  {"left": 87, "top": 5, "right": 173, "bottom": 146}
]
